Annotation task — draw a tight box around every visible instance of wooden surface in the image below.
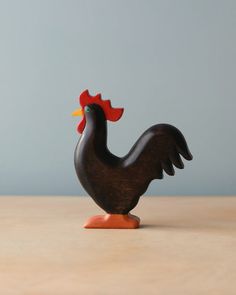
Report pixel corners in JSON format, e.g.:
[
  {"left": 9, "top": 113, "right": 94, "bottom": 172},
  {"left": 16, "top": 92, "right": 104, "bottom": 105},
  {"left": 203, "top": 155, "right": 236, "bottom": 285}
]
[{"left": 0, "top": 196, "right": 235, "bottom": 295}]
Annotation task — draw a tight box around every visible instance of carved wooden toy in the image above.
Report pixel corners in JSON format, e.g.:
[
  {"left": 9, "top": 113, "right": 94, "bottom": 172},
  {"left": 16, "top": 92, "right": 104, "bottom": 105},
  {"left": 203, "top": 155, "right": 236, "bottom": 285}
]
[{"left": 72, "top": 90, "right": 192, "bottom": 229}]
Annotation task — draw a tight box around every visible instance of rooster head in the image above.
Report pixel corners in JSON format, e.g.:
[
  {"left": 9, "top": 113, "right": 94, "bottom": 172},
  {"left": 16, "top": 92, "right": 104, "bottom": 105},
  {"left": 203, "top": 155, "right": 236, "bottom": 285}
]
[{"left": 72, "top": 90, "right": 124, "bottom": 133}]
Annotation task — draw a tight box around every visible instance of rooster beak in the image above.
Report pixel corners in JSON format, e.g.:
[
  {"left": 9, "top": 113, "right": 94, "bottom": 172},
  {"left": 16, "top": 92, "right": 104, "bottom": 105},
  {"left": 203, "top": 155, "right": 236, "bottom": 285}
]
[{"left": 72, "top": 108, "right": 83, "bottom": 116}]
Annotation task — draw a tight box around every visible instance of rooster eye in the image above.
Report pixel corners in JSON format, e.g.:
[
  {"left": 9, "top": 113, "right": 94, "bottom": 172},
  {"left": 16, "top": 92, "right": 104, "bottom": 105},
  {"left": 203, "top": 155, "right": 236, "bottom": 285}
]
[{"left": 85, "top": 106, "right": 91, "bottom": 113}]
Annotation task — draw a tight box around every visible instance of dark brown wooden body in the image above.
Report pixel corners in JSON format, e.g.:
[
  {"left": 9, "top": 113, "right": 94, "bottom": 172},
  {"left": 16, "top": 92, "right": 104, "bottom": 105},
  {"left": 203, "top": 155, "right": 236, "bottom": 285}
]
[{"left": 74, "top": 104, "right": 192, "bottom": 214}]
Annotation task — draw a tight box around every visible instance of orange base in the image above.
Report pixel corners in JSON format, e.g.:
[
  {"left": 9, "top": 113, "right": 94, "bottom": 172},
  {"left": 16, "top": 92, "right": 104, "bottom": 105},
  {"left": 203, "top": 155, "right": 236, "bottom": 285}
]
[{"left": 84, "top": 213, "right": 140, "bottom": 229}]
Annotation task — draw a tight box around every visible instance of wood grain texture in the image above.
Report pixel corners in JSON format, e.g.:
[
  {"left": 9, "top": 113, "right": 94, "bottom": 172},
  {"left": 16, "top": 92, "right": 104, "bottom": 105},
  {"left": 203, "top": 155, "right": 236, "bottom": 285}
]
[
  {"left": 0, "top": 196, "right": 235, "bottom": 295},
  {"left": 74, "top": 102, "right": 192, "bottom": 215}
]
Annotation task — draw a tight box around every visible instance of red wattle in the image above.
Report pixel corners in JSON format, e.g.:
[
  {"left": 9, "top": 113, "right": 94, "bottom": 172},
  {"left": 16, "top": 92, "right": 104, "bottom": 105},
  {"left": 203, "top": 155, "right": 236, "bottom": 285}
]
[{"left": 77, "top": 117, "right": 86, "bottom": 134}]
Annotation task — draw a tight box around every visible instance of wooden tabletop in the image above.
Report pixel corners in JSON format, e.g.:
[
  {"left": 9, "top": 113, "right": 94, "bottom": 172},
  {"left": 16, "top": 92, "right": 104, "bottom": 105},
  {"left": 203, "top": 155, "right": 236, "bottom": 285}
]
[{"left": 0, "top": 196, "right": 235, "bottom": 295}]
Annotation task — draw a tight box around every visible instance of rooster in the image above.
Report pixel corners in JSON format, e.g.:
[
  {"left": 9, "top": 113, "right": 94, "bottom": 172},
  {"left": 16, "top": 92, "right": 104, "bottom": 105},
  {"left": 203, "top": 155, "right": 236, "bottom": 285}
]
[{"left": 72, "top": 90, "right": 192, "bottom": 229}]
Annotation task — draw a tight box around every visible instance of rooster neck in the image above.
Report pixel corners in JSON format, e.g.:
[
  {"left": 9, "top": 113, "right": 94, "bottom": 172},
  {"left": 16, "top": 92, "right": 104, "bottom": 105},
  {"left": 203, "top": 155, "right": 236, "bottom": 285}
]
[
  {"left": 76, "top": 106, "right": 120, "bottom": 166},
  {"left": 86, "top": 113, "right": 107, "bottom": 147},
  {"left": 78, "top": 112, "right": 112, "bottom": 161}
]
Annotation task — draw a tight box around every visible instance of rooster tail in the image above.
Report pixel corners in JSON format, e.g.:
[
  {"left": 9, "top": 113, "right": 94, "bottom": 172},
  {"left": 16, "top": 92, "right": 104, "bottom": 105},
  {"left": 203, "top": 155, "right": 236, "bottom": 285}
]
[
  {"left": 125, "top": 123, "right": 193, "bottom": 180},
  {"left": 175, "top": 132, "right": 193, "bottom": 161}
]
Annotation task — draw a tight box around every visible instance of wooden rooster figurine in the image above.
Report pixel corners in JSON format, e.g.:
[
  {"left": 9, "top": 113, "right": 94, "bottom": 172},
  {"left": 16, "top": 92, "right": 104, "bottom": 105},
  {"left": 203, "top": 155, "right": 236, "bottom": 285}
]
[{"left": 72, "top": 90, "right": 192, "bottom": 229}]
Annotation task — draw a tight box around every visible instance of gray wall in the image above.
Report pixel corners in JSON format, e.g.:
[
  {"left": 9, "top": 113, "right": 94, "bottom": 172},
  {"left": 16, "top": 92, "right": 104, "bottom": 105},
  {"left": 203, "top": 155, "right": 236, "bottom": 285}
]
[{"left": 0, "top": 0, "right": 235, "bottom": 196}]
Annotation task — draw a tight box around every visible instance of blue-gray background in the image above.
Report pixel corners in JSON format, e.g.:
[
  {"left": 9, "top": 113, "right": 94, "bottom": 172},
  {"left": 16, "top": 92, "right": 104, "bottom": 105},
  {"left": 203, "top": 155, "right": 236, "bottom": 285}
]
[{"left": 0, "top": 0, "right": 235, "bottom": 196}]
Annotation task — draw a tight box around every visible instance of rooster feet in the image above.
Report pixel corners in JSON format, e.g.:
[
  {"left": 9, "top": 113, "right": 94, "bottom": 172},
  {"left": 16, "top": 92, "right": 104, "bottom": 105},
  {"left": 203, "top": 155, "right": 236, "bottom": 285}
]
[{"left": 84, "top": 213, "right": 140, "bottom": 229}]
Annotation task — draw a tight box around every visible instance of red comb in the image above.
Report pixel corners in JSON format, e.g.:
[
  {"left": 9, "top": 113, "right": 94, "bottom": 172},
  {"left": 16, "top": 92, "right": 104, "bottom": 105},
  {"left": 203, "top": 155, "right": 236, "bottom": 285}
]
[{"left": 77, "top": 90, "right": 124, "bottom": 133}]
